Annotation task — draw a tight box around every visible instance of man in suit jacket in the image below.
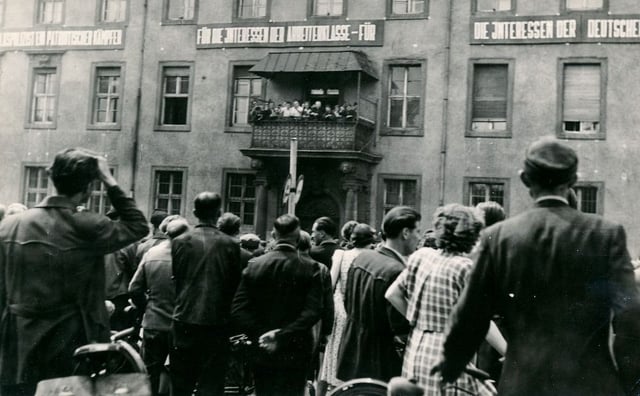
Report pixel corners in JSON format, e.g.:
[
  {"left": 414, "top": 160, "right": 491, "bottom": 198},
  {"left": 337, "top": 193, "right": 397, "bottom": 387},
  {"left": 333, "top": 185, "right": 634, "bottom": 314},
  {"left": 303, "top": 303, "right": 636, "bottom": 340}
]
[
  {"left": 436, "top": 137, "right": 640, "bottom": 396},
  {"left": 337, "top": 206, "right": 420, "bottom": 382},
  {"left": 170, "top": 192, "right": 242, "bottom": 396},
  {"left": 311, "top": 216, "right": 340, "bottom": 269},
  {"left": 232, "top": 214, "right": 323, "bottom": 396}
]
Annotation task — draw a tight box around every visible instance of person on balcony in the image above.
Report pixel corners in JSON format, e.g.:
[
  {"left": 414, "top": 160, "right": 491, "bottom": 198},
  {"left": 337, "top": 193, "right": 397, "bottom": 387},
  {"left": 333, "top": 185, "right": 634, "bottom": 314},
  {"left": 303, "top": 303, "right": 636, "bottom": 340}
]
[
  {"left": 309, "top": 101, "right": 323, "bottom": 119},
  {"left": 323, "top": 105, "right": 336, "bottom": 121}
]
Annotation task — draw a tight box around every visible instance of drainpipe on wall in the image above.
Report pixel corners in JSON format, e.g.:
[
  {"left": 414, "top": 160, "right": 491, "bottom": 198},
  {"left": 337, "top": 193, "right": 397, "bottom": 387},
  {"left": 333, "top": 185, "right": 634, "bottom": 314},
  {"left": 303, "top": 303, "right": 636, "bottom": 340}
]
[
  {"left": 438, "top": 0, "right": 454, "bottom": 205},
  {"left": 131, "top": 0, "right": 149, "bottom": 199}
]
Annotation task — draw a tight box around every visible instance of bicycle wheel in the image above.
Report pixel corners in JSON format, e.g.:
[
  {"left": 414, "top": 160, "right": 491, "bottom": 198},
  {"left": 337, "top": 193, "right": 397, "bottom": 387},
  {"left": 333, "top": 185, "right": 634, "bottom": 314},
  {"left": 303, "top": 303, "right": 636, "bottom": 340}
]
[{"left": 329, "top": 378, "right": 388, "bottom": 396}]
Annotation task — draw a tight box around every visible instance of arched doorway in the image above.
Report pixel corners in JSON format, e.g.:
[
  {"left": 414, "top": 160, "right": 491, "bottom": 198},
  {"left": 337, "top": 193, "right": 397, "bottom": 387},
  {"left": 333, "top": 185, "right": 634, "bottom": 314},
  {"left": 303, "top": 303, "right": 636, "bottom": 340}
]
[{"left": 296, "top": 193, "right": 341, "bottom": 232}]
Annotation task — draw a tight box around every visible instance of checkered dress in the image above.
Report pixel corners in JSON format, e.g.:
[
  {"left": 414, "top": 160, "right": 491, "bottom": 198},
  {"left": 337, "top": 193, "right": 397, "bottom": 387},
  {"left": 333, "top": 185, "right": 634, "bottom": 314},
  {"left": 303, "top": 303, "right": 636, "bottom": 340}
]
[{"left": 398, "top": 247, "right": 493, "bottom": 396}]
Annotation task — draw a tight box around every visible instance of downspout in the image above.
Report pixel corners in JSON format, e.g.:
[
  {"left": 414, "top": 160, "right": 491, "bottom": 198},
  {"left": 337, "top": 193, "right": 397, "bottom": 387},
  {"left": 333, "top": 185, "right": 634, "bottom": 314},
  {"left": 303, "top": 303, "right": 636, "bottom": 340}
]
[
  {"left": 438, "top": 0, "right": 454, "bottom": 205},
  {"left": 131, "top": 0, "right": 149, "bottom": 198}
]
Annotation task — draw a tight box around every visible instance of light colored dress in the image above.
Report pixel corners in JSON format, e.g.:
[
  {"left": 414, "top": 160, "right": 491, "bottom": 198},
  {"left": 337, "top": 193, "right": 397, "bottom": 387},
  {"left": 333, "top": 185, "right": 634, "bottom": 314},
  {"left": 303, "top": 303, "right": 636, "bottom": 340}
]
[
  {"left": 318, "top": 248, "right": 366, "bottom": 386},
  {"left": 397, "top": 247, "right": 493, "bottom": 396}
]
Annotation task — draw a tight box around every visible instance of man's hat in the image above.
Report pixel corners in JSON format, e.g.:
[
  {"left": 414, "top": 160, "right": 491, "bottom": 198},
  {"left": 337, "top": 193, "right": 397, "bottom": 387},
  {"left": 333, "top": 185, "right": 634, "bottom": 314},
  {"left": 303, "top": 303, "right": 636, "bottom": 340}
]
[{"left": 523, "top": 136, "right": 578, "bottom": 187}]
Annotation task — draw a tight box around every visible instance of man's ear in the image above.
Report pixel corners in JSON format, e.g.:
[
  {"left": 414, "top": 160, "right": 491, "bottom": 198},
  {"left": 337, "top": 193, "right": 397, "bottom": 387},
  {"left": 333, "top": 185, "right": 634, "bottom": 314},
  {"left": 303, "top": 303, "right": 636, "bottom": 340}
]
[
  {"left": 401, "top": 227, "right": 410, "bottom": 240},
  {"left": 519, "top": 170, "right": 531, "bottom": 187}
]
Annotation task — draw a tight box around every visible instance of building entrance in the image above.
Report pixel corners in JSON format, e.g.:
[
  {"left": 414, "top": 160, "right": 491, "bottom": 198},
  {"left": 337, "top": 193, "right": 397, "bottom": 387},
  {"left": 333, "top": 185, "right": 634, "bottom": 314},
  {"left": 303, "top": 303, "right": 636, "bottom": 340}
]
[{"left": 296, "top": 193, "right": 341, "bottom": 233}]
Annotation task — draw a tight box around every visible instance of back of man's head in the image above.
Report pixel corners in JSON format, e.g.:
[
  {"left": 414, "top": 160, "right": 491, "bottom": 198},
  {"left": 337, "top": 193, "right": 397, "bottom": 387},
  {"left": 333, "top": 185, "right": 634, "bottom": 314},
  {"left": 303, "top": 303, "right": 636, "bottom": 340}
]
[
  {"left": 298, "top": 230, "right": 312, "bottom": 252},
  {"left": 476, "top": 201, "right": 506, "bottom": 228},
  {"left": 273, "top": 214, "right": 300, "bottom": 241},
  {"left": 217, "top": 212, "right": 241, "bottom": 236},
  {"left": 166, "top": 218, "right": 190, "bottom": 239},
  {"left": 193, "top": 192, "right": 222, "bottom": 221},
  {"left": 522, "top": 136, "right": 578, "bottom": 189},
  {"left": 383, "top": 206, "right": 421, "bottom": 239},
  {"left": 150, "top": 210, "right": 169, "bottom": 229},
  {"left": 48, "top": 148, "right": 100, "bottom": 196},
  {"left": 314, "top": 216, "right": 338, "bottom": 238}
]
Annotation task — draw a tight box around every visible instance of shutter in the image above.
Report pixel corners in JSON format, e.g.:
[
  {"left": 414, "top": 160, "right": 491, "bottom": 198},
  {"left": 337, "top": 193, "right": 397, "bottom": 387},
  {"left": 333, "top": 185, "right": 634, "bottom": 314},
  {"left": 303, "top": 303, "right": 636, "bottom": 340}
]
[
  {"left": 472, "top": 64, "right": 508, "bottom": 120},
  {"left": 563, "top": 64, "right": 600, "bottom": 122}
]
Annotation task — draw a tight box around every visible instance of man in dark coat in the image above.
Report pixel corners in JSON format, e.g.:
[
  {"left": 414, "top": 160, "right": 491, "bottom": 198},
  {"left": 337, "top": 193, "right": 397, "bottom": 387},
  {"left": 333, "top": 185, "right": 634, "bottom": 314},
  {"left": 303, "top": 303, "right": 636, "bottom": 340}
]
[
  {"left": 232, "top": 214, "right": 323, "bottom": 396},
  {"left": 0, "top": 148, "right": 149, "bottom": 396},
  {"left": 337, "top": 206, "right": 420, "bottom": 382},
  {"left": 436, "top": 137, "right": 640, "bottom": 396},
  {"left": 310, "top": 216, "right": 340, "bottom": 269},
  {"left": 170, "top": 192, "right": 242, "bottom": 396}
]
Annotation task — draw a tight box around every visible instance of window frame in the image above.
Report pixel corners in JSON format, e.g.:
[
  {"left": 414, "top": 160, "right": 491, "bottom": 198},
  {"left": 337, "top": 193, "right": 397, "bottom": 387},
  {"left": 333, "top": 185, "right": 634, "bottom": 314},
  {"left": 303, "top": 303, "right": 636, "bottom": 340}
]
[
  {"left": 307, "top": 0, "right": 347, "bottom": 19},
  {"left": 21, "top": 165, "right": 54, "bottom": 208},
  {"left": 233, "top": 0, "right": 271, "bottom": 21},
  {"left": 25, "top": 63, "right": 62, "bottom": 129},
  {"left": 463, "top": 176, "right": 510, "bottom": 215},
  {"left": 466, "top": 58, "right": 515, "bottom": 138},
  {"left": 87, "top": 62, "right": 125, "bottom": 130},
  {"left": 381, "top": 58, "right": 427, "bottom": 137},
  {"left": 226, "top": 61, "right": 265, "bottom": 133},
  {"left": 150, "top": 167, "right": 188, "bottom": 216},
  {"left": 222, "top": 169, "right": 258, "bottom": 229},
  {"left": 573, "top": 181, "right": 604, "bottom": 215},
  {"left": 35, "top": 0, "right": 65, "bottom": 25},
  {"left": 561, "top": 0, "right": 607, "bottom": 13},
  {"left": 376, "top": 173, "right": 422, "bottom": 228},
  {"left": 472, "top": 0, "right": 515, "bottom": 15},
  {"left": 386, "top": 0, "right": 429, "bottom": 19},
  {"left": 95, "top": 0, "right": 128, "bottom": 24},
  {"left": 155, "top": 61, "right": 195, "bottom": 132},
  {"left": 557, "top": 58, "right": 607, "bottom": 140},
  {"left": 162, "top": 0, "right": 198, "bottom": 25}
]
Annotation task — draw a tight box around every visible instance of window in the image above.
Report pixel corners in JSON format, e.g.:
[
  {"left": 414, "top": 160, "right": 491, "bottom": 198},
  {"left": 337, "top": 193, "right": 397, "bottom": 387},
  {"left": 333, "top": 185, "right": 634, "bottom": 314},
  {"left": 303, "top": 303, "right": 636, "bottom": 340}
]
[
  {"left": 377, "top": 174, "right": 421, "bottom": 216},
  {"left": 231, "top": 66, "right": 263, "bottom": 127},
  {"left": 86, "top": 168, "right": 115, "bottom": 214},
  {"left": 153, "top": 170, "right": 184, "bottom": 215},
  {"left": 464, "top": 177, "right": 510, "bottom": 212},
  {"left": 573, "top": 182, "right": 603, "bottom": 214},
  {"left": 475, "top": 0, "right": 511, "bottom": 12},
  {"left": 237, "top": 0, "right": 267, "bottom": 18},
  {"left": 560, "top": 62, "right": 605, "bottom": 139},
  {"left": 385, "top": 63, "right": 424, "bottom": 134},
  {"left": 565, "top": 0, "right": 604, "bottom": 11},
  {"left": 29, "top": 68, "right": 58, "bottom": 126},
  {"left": 165, "top": 0, "right": 196, "bottom": 21},
  {"left": 390, "top": 0, "right": 426, "bottom": 15},
  {"left": 99, "top": 0, "right": 126, "bottom": 22},
  {"left": 37, "top": 0, "right": 64, "bottom": 24},
  {"left": 91, "top": 66, "right": 122, "bottom": 127},
  {"left": 158, "top": 64, "right": 193, "bottom": 130},
  {"left": 0, "top": 0, "right": 5, "bottom": 26},
  {"left": 225, "top": 173, "right": 256, "bottom": 226},
  {"left": 469, "top": 62, "right": 512, "bottom": 136},
  {"left": 23, "top": 167, "right": 49, "bottom": 208},
  {"left": 312, "top": 0, "right": 343, "bottom": 16}
]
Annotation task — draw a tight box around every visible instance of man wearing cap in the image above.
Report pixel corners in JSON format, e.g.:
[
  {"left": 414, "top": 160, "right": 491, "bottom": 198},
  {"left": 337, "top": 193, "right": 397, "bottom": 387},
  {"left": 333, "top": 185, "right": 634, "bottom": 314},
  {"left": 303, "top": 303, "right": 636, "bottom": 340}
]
[
  {"left": 136, "top": 209, "right": 169, "bottom": 264},
  {"left": 434, "top": 136, "right": 640, "bottom": 395}
]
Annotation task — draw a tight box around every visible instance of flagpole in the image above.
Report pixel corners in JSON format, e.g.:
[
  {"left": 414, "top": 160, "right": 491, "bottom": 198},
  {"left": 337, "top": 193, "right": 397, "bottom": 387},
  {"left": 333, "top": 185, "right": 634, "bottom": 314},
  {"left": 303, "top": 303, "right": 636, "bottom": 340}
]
[{"left": 287, "top": 138, "right": 298, "bottom": 215}]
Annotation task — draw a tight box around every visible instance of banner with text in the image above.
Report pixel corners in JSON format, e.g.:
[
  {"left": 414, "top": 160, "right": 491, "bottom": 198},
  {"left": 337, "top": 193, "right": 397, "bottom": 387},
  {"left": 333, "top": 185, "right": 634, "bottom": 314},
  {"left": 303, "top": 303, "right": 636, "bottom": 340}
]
[
  {"left": 471, "top": 14, "right": 640, "bottom": 44},
  {"left": 196, "top": 20, "right": 383, "bottom": 48},
  {"left": 0, "top": 27, "right": 125, "bottom": 50}
]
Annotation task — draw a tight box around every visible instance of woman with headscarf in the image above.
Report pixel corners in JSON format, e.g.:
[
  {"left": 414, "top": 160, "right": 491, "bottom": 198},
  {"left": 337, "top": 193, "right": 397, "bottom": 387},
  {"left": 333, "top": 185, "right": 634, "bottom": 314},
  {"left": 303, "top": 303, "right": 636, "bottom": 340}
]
[
  {"left": 385, "top": 204, "right": 504, "bottom": 395},
  {"left": 317, "top": 223, "right": 376, "bottom": 396}
]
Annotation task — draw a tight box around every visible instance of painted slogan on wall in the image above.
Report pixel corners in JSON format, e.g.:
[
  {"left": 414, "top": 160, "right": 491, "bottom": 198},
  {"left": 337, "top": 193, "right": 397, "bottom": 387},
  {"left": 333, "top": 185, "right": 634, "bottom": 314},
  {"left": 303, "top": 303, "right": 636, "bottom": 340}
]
[
  {"left": 471, "top": 15, "right": 640, "bottom": 44},
  {"left": 196, "top": 20, "right": 383, "bottom": 48},
  {"left": 0, "top": 28, "right": 124, "bottom": 50}
]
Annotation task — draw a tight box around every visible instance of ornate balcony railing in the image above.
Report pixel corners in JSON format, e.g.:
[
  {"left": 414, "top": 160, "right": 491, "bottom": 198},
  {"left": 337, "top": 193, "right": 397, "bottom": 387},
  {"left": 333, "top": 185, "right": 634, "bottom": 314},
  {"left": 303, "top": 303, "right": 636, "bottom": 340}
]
[{"left": 250, "top": 119, "right": 375, "bottom": 152}]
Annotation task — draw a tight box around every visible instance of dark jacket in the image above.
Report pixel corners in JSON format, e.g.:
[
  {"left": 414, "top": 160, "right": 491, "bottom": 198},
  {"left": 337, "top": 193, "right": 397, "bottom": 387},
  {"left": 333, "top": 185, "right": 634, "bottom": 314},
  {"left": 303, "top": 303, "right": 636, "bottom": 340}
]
[
  {"left": 310, "top": 240, "right": 340, "bottom": 269},
  {"left": 0, "top": 186, "right": 148, "bottom": 385},
  {"left": 231, "top": 243, "right": 323, "bottom": 367},
  {"left": 105, "top": 242, "right": 138, "bottom": 300},
  {"left": 442, "top": 200, "right": 640, "bottom": 396},
  {"left": 171, "top": 224, "right": 242, "bottom": 327},
  {"left": 337, "top": 246, "right": 409, "bottom": 382}
]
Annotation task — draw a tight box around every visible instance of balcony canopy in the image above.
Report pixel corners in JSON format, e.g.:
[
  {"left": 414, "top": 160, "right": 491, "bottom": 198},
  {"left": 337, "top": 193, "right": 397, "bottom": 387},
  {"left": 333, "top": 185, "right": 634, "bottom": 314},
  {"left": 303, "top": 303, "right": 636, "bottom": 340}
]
[{"left": 249, "top": 50, "right": 378, "bottom": 80}]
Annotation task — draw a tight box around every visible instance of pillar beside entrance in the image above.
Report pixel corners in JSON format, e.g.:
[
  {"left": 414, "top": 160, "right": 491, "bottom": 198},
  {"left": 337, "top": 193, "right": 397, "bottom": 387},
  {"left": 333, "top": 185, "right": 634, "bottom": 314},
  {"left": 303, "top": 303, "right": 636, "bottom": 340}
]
[{"left": 340, "top": 161, "right": 368, "bottom": 223}]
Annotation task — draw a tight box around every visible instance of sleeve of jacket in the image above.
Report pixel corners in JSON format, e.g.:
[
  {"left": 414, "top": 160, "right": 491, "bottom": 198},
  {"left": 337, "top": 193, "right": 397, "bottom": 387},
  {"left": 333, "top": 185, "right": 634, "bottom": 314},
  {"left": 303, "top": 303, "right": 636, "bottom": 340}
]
[
  {"left": 231, "top": 264, "right": 259, "bottom": 337},
  {"left": 440, "top": 234, "right": 496, "bottom": 382},
  {"left": 276, "top": 265, "right": 323, "bottom": 342},
  {"left": 128, "top": 259, "right": 148, "bottom": 310},
  {"left": 608, "top": 224, "right": 640, "bottom": 392},
  {"left": 85, "top": 186, "right": 148, "bottom": 254},
  {"left": 320, "top": 265, "right": 335, "bottom": 337}
]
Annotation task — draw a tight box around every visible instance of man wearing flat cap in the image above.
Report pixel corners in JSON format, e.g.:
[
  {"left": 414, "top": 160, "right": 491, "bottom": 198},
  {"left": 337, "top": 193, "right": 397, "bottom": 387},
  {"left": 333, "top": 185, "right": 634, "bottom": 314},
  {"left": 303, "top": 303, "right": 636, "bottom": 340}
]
[{"left": 434, "top": 136, "right": 640, "bottom": 395}]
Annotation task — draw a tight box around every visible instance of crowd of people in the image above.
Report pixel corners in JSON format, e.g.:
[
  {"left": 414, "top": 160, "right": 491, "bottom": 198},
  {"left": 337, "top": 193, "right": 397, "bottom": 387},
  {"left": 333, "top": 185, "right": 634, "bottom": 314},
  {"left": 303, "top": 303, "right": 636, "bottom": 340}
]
[
  {"left": 1, "top": 137, "right": 640, "bottom": 396},
  {"left": 250, "top": 99, "right": 358, "bottom": 123}
]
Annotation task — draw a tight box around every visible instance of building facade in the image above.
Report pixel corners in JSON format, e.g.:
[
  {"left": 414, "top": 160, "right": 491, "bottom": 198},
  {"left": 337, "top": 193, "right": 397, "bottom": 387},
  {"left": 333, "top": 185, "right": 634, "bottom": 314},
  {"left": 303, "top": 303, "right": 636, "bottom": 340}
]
[{"left": 1, "top": 0, "right": 640, "bottom": 255}]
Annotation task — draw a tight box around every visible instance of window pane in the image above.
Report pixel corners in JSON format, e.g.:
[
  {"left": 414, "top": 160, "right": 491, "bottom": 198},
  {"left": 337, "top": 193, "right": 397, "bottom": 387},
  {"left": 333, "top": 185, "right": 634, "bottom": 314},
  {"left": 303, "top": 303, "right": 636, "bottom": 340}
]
[
  {"left": 389, "top": 99, "right": 404, "bottom": 128},
  {"left": 392, "top": 0, "right": 409, "bottom": 14},
  {"left": 164, "top": 98, "right": 188, "bottom": 125},
  {"left": 168, "top": 0, "right": 194, "bottom": 19},
  {"left": 390, "top": 67, "right": 404, "bottom": 96},
  {"left": 229, "top": 201, "right": 241, "bottom": 214},
  {"left": 402, "top": 181, "right": 417, "bottom": 206},
  {"left": 406, "top": 66, "right": 421, "bottom": 96},
  {"left": 250, "top": 79, "right": 262, "bottom": 96},
  {"left": 477, "top": 0, "right": 511, "bottom": 11},
  {"left": 563, "top": 64, "right": 600, "bottom": 125},
  {"left": 576, "top": 186, "right": 598, "bottom": 213},
  {"left": 406, "top": 98, "right": 421, "bottom": 128},
  {"left": 385, "top": 180, "right": 401, "bottom": 206},
  {"left": 179, "top": 76, "right": 189, "bottom": 94},
  {"left": 165, "top": 76, "right": 178, "bottom": 94}
]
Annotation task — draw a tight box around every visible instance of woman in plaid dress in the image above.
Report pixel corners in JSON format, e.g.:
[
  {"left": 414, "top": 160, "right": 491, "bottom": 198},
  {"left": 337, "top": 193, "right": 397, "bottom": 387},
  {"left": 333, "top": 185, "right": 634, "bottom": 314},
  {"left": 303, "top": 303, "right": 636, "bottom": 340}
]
[{"left": 386, "top": 204, "right": 498, "bottom": 395}]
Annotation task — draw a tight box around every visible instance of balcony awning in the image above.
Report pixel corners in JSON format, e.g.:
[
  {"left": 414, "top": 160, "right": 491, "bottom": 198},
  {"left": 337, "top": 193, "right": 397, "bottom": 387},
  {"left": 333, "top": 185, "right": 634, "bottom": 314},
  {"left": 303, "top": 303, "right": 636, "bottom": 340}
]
[{"left": 249, "top": 50, "right": 378, "bottom": 80}]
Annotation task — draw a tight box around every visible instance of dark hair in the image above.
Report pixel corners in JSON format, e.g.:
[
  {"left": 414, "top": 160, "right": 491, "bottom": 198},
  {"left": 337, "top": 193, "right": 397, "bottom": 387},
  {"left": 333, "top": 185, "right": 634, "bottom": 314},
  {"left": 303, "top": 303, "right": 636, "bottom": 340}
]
[
  {"left": 382, "top": 206, "right": 421, "bottom": 239},
  {"left": 314, "top": 216, "right": 338, "bottom": 237},
  {"left": 421, "top": 229, "right": 438, "bottom": 248},
  {"left": 297, "top": 230, "right": 312, "bottom": 251},
  {"left": 340, "top": 220, "right": 359, "bottom": 241},
  {"left": 274, "top": 214, "right": 300, "bottom": 237},
  {"left": 193, "top": 192, "right": 222, "bottom": 220},
  {"left": 476, "top": 201, "right": 506, "bottom": 228},
  {"left": 150, "top": 209, "right": 169, "bottom": 228},
  {"left": 217, "top": 212, "right": 241, "bottom": 236},
  {"left": 47, "top": 148, "right": 99, "bottom": 196},
  {"left": 433, "top": 204, "right": 484, "bottom": 254},
  {"left": 351, "top": 223, "right": 375, "bottom": 248}
]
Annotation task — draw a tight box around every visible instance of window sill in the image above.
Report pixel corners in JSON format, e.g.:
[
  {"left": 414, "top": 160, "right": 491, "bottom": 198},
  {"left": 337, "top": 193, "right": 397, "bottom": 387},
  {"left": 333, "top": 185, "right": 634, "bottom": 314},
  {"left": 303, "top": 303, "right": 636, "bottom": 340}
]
[
  {"left": 161, "top": 19, "right": 197, "bottom": 26},
  {"left": 472, "top": 10, "right": 515, "bottom": 16},
  {"left": 561, "top": 8, "right": 607, "bottom": 14},
  {"left": 557, "top": 131, "right": 606, "bottom": 140},
  {"left": 25, "top": 123, "right": 57, "bottom": 130},
  {"left": 95, "top": 21, "right": 128, "bottom": 27},
  {"left": 154, "top": 125, "right": 191, "bottom": 132},
  {"left": 232, "top": 16, "right": 269, "bottom": 22},
  {"left": 465, "top": 130, "right": 512, "bottom": 138},
  {"left": 306, "top": 15, "right": 345, "bottom": 20},
  {"left": 87, "top": 124, "right": 121, "bottom": 131},
  {"left": 385, "top": 14, "right": 429, "bottom": 20},
  {"left": 380, "top": 128, "right": 424, "bottom": 137},
  {"left": 225, "top": 126, "right": 252, "bottom": 134}
]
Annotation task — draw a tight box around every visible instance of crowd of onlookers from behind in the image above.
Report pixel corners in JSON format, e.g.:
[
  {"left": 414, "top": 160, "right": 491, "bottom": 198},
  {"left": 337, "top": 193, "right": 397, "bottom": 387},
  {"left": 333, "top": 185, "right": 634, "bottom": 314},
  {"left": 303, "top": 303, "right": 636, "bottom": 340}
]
[{"left": 250, "top": 99, "right": 358, "bottom": 123}]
